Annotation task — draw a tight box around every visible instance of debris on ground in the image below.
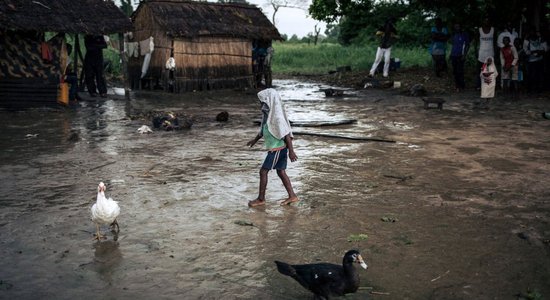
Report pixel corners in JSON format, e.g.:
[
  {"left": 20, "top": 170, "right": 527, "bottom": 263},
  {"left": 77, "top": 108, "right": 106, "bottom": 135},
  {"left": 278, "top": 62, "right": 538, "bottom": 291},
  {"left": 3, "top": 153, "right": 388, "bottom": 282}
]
[
  {"left": 234, "top": 220, "right": 254, "bottom": 227},
  {"left": 216, "top": 111, "right": 229, "bottom": 122},
  {"left": 129, "top": 110, "right": 193, "bottom": 131},
  {"left": 137, "top": 125, "right": 153, "bottom": 134},
  {"left": 409, "top": 84, "right": 427, "bottom": 97},
  {"left": 381, "top": 216, "right": 398, "bottom": 223},
  {"left": 324, "top": 88, "right": 345, "bottom": 97},
  {"left": 347, "top": 234, "right": 369, "bottom": 242}
]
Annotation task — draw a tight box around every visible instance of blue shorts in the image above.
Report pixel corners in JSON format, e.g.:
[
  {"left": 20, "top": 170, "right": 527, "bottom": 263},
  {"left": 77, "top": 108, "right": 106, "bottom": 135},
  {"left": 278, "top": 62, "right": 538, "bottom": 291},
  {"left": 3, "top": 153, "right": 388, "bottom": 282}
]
[{"left": 261, "top": 148, "right": 288, "bottom": 170}]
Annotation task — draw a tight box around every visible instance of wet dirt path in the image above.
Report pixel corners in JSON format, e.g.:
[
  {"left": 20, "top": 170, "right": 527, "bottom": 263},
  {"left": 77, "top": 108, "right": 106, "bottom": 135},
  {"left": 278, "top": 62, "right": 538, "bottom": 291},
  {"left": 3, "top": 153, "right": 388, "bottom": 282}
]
[{"left": 1, "top": 79, "right": 549, "bottom": 299}]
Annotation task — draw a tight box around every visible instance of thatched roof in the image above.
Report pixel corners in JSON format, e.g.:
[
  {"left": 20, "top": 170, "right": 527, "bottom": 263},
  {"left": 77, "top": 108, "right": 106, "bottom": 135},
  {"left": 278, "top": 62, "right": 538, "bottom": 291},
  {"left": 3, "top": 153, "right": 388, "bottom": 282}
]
[
  {"left": 133, "top": 0, "right": 282, "bottom": 40},
  {"left": 0, "top": 0, "right": 132, "bottom": 34}
]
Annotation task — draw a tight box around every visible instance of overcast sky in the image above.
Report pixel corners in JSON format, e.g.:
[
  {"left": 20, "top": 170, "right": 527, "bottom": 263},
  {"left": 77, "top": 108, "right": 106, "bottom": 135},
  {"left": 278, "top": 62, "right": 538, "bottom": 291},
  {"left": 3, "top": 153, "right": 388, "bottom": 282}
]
[{"left": 246, "top": 0, "right": 327, "bottom": 38}]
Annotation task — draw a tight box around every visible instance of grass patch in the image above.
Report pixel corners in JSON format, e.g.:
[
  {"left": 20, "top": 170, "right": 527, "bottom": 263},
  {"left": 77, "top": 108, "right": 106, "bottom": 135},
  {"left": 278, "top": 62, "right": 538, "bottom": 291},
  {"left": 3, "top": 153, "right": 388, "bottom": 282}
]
[
  {"left": 348, "top": 233, "right": 369, "bottom": 242},
  {"left": 272, "top": 42, "right": 432, "bottom": 75}
]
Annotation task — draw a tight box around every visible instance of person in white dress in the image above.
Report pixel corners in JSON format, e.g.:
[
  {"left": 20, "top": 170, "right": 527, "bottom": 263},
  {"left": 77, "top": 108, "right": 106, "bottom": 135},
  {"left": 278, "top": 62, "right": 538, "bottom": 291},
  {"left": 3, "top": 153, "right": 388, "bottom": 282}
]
[{"left": 479, "top": 56, "right": 498, "bottom": 108}]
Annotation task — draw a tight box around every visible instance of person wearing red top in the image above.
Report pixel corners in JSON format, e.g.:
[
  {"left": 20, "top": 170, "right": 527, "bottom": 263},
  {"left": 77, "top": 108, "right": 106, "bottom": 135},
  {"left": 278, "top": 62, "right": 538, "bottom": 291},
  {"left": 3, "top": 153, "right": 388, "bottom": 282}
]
[{"left": 499, "top": 36, "right": 519, "bottom": 97}]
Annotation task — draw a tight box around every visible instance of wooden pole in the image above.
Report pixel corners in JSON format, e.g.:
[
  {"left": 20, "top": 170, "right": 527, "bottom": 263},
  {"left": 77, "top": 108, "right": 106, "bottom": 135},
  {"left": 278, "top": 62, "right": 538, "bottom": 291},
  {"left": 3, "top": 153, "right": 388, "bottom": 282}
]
[
  {"left": 73, "top": 33, "right": 79, "bottom": 89},
  {"left": 119, "top": 32, "right": 129, "bottom": 100},
  {"left": 73, "top": 34, "right": 78, "bottom": 74},
  {"left": 293, "top": 131, "right": 396, "bottom": 143}
]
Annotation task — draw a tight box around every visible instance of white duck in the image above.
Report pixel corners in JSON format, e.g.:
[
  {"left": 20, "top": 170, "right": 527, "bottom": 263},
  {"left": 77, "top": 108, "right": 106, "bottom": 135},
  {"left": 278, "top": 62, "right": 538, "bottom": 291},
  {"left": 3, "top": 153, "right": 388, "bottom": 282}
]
[{"left": 91, "top": 182, "right": 120, "bottom": 240}]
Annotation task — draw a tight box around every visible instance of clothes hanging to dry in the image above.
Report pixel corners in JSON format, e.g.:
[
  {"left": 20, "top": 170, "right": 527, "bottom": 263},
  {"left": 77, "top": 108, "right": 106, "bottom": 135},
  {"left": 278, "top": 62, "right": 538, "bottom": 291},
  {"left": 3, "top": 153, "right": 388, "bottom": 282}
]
[
  {"left": 139, "top": 37, "right": 154, "bottom": 56},
  {"left": 124, "top": 42, "right": 139, "bottom": 58},
  {"left": 165, "top": 57, "right": 176, "bottom": 71},
  {"left": 41, "top": 42, "right": 53, "bottom": 62},
  {"left": 141, "top": 53, "right": 151, "bottom": 78}
]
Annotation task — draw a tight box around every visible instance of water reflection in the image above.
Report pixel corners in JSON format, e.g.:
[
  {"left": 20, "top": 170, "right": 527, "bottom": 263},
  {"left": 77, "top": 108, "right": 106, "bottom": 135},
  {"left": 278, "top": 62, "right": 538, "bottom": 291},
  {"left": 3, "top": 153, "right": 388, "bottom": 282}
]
[{"left": 93, "top": 240, "right": 122, "bottom": 284}]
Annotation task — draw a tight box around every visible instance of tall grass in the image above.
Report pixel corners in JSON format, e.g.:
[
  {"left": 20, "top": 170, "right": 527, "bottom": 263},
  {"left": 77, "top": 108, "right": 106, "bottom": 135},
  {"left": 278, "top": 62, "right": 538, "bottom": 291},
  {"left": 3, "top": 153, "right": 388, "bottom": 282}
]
[{"left": 272, "top": 42, "right": 433, "bottom": 75}]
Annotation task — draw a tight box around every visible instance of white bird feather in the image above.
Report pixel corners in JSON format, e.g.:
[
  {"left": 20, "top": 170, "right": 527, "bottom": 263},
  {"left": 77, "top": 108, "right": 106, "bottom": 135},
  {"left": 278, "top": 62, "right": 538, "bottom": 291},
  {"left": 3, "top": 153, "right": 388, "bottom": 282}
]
[{"left": 91, "top": 182, "right": 120, "bottom": 239}]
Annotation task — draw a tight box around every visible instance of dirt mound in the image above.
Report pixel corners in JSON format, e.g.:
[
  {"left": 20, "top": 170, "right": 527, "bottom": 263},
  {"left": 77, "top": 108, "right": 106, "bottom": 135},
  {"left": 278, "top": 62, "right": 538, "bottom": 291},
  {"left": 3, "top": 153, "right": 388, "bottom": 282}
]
[{"left": 284, "top": 66, "right": 462, "bottom": 96}]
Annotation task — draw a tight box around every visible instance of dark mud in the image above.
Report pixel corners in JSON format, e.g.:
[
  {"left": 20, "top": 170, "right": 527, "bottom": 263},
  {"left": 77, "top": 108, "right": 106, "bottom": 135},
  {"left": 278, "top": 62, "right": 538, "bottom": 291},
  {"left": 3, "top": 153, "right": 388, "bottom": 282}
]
[{"left": 0, "top": 79, "right": 549, "bottom": 299}]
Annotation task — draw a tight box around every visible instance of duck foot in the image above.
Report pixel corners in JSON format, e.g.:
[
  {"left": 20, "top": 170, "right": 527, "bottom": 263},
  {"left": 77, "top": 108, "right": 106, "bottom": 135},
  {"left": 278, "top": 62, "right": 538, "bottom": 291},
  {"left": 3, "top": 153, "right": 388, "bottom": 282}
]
[{"left": 110, "top": 220, "right": 120, "bottom": 233}]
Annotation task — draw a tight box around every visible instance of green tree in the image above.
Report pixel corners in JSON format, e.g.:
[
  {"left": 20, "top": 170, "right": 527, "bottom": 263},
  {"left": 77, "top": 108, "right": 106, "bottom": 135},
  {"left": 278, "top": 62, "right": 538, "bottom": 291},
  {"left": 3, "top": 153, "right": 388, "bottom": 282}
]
[
  {"left": 309, "top": 0, "right": 549, "bottom": 46},
  {"left": 119, "top": 0, "right": 133, "bottom": 17},
  {"left": 287, "top": 34, "right": 300, "bottom": 43}
]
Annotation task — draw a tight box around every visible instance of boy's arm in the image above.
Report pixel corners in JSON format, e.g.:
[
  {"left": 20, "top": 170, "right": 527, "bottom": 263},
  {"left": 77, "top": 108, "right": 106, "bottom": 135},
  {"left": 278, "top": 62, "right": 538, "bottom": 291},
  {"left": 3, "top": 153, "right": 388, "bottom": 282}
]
[
  {"left": 284, "top": 134, "right": 298, "bottom": 162},
  {"left": 247, "top": 133, "right": 261, "bottom": 147}
]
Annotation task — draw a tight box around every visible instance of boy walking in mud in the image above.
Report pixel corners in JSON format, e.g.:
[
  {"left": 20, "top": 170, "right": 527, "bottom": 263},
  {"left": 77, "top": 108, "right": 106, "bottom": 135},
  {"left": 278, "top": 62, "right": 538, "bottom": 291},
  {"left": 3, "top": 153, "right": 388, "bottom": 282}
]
[{"left": 247, "top": 88, "right": 299, "bottom": 207}]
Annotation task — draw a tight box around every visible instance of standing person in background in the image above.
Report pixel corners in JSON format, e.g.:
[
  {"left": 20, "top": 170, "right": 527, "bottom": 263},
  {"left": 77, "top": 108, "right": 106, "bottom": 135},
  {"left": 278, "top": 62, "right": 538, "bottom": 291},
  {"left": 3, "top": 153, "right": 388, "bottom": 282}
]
[
  {"left": 523, "top": 29, "right": 548, "bottom": 93},
  {"left": 450, "top": 23, "right": 470, "bottom": 91},
  {"left": 63, "top": 44, "right": 81, "bottom": 102},
  {"left": 497, "top": 22, "right": 518, "bottom": 88},
  {"left": 368, "top": 17, "right": 398, "bottom": 78},
  {"left": 514, "top": 37, "right": 527, "bottom": 92},
  {"left": 476, "top": 18, "right": 496, "bottom": 89},
  {"left": 430, "top": 17, "right": 449, "bottom": 77},
  {"left": 497, "top": 22, "right": 518, "bottom": 49},
  {"left": 479, "top": 56, "right": 498, "bottom": 108},
  {"left": 499, "top": 36, "right": 519, "bottom": 97},
  {"left": 84, "top": 34, "right": 108, "bottom": 98}
]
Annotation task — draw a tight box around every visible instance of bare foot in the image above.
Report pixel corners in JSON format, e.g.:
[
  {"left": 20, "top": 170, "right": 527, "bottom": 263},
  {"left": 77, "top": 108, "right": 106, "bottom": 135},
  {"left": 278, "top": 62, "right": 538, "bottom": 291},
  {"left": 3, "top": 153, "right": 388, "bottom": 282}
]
[
  {"left": 280, "top": 196, "right": 299, "bottom": 206},
  {"left": 248, "top": 199, "right": 266, "bottom": 207}
]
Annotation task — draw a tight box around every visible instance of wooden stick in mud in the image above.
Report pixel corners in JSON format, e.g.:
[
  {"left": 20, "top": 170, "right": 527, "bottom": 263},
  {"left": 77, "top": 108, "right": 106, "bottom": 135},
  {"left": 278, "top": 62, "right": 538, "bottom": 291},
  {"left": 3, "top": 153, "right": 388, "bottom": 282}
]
[
  {"left": 370, "top": 291, "right": 391, "bottom": 295},
  {"left": 293, "top": 132, "right": 396, "bottom": 143},
  {"left": 431, "top": 270, "right": 450, "bottom": 282},
  {"left": 88, "top": 161, "right": 117, "bottom": 172}
]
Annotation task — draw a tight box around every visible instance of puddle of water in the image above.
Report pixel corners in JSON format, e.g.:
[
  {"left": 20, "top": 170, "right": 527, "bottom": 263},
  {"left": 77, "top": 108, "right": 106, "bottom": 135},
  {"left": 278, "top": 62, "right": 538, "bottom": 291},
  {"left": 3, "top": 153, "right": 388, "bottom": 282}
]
[{"left": 0, "top": 78, "right": 414, "bottom": 299}]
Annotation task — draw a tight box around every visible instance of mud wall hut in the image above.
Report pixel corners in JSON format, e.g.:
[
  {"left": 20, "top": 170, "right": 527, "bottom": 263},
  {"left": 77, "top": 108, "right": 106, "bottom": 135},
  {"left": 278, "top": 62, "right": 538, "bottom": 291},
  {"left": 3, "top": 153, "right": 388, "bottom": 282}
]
[
  {"left": 0, "top": 0, "right": 132, "bottom": 108},
  {"left": 130, "top": 0, "right": 282, "bottom": 92}
]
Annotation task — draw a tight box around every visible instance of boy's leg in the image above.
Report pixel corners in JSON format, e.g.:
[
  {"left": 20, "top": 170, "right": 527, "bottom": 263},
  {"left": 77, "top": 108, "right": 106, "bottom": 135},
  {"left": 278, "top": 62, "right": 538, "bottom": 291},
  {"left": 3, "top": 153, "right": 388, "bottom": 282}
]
[
  {"left": 249, "top": 168, "right": 269, "bottom": 207},
  {"left": 277, "top": 169, "right": 299, "bottom": 205},
  {"left": 512, "top": 80, "right": 519, "bottom": 99},
  {"left": 503, "top": 79, "right": 510, "bottom": 95}
]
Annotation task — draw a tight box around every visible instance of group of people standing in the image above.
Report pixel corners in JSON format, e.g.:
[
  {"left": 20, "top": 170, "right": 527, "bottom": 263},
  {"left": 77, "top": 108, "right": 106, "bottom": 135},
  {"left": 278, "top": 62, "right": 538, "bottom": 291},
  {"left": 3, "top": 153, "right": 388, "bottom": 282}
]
[
  {"left": 427, "top": 17, "right": 548, "bottom": 102},
  {"left": 367, "top": 17, "right": 548, "bottom": 105}
]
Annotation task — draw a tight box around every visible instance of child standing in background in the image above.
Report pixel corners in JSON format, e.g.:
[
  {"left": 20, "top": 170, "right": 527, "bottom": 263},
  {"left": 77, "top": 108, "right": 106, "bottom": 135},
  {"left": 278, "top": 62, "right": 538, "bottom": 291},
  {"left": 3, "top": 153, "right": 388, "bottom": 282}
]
[
  {"left": 499, "top": 36, "right": 519, "bottom": 97},
  {"left": 479, "top": 56, "right": 498, "bottom": 108},
  {"left": 247, "top": 88, "right": 299, "bottom": 207}
]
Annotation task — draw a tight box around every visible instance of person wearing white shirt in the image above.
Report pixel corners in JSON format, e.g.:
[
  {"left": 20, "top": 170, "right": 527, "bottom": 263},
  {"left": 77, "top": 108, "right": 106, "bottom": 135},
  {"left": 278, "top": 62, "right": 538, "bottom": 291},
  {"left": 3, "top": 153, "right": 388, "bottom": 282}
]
[{"left": 497, "top": 22, "right": 518, "bottom": 48}]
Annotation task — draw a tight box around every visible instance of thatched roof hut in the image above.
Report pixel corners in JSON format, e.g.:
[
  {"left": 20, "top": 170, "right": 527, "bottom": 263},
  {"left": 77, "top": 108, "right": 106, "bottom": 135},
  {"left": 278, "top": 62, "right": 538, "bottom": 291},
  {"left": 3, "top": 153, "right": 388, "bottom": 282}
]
[
  {"left": 0, "top": 0, "right": 132, "bottom": 108},
  {"left": 0, "top": 0, "right": 132, "bottom": 34},
  {"left": 130, "top": 0, "right": 282, "bottom": 92}
]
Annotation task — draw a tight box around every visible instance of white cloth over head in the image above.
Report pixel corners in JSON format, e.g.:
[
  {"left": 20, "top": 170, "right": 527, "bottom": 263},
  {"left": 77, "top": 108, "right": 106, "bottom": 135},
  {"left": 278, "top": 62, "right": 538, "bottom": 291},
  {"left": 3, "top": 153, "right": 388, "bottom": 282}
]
[
  {"left": 257, "top": 88, "right": 293, "bottom": 140},
  {"left": 480, "top": 56, "right": 498, "bottom": 98}
]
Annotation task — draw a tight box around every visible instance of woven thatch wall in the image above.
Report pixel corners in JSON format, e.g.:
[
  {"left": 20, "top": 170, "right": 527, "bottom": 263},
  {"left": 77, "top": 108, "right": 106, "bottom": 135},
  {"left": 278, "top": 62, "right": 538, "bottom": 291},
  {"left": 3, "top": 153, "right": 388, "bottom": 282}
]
[
  {"left": 170, "top": 36, "right": 252, "bottom": 91},
  {"left": 129, "top": 0, "right": 279, "bottom": 92}
]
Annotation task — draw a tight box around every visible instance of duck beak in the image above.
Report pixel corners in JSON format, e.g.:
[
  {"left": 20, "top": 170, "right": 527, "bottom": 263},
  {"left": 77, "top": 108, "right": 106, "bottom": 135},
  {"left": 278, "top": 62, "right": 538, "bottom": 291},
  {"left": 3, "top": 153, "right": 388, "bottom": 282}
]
[{"left": 358, "top": 255, "right": 368, "bottom": 269}]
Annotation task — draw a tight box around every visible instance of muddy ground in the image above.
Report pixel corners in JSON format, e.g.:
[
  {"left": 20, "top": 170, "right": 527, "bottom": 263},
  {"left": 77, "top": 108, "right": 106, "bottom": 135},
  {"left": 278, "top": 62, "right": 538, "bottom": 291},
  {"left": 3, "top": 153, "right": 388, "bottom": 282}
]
[{"left": 0, "top": 78, "right": 549, "bottom": 300}]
